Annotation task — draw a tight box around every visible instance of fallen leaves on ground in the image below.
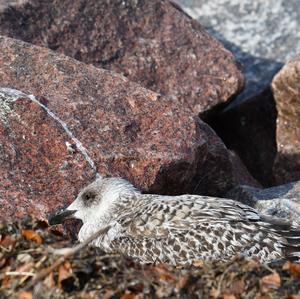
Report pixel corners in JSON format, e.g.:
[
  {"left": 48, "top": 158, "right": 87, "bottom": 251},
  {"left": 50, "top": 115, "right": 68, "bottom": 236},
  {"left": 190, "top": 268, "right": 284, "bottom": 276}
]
[
  {"left": 120, "top": 291, "right": 140, "bottom": 299},
  {"left": 1, "top": 217, "right": 300, "bottom": 298},
  {"left": 0, "top": 234, "right": 16, "bottom": 248},
  {"left": 283, "top": 261, "right": 300, "bottom": 278},
  {"left": 260, "top": 272, "right": 281, "bottom": 293},
  {"left": 21, "top": 229, "right": 43, "bottom": 244},
  {"left": 17, "top": 291, "right": 32, "bottom": 299},
  {"left": 228, "top": 278, "right": 245, "bottom": 295},
  {"left": 151, "top": 264, "right": 177, "bottom": 282},
  {"left": 58, "top": 261, "right": 72, "bottom": 288}
]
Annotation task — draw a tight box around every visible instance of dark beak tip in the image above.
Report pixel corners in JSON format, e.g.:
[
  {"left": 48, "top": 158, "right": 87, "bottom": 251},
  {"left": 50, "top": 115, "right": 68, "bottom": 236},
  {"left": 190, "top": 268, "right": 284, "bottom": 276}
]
[
  {"left": 48, "top": 209, "right": 76, "bottom": 226},
  {"left": 48, "top": 214, "right": 60, "bottom": 226}
]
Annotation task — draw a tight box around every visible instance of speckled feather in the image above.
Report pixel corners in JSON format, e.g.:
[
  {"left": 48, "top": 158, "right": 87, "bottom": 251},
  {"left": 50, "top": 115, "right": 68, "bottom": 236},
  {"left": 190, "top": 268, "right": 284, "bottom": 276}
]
[{"left": 66, "top": 178, "right": 300, "bottom": 265}]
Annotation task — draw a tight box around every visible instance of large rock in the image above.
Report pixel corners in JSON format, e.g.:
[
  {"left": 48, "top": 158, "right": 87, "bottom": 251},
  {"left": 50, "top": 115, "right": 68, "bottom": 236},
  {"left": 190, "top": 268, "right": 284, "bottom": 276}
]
[
  {"left": 226, "top": 182, "right": 300, "bottom": 226},
  {"left": 206, "top": 88, "right": 277, "bottom": 186},
  {"left": 0, "top": 36, "right": 256, "bottom": 221},
  {"left": 0, "top": 0, "right": 244, "bottom": 114},
  {"left": 272, "top": 55, "right": 300, "bottom": 184},
  {"left": 176, "top": 0, "right": 300, "bottom": 104}
]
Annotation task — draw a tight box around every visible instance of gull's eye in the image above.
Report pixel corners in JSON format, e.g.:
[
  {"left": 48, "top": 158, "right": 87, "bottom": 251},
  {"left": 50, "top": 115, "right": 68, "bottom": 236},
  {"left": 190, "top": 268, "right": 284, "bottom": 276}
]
[{"left": 82, "top": 191, "right": 96, "bottom": 205}]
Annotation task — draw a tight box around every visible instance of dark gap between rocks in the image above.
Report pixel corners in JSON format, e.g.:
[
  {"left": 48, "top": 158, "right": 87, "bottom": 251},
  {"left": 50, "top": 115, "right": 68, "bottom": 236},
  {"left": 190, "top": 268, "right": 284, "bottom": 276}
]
[{"left": 202, "top": 88, "right": 278, "bottom": 187}]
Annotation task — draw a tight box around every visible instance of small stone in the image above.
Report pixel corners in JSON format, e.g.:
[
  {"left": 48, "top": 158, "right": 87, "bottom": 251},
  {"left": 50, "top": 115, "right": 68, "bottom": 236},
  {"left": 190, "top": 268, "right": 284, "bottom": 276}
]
[{"left": 65, "top": 142, "right": 76, "bottom": 155}]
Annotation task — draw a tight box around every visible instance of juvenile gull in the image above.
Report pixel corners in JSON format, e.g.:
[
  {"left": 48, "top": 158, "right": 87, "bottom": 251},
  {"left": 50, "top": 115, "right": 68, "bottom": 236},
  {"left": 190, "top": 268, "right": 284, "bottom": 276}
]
[{"left": 49, "top": 177, "right": 300, "bottom": 265}]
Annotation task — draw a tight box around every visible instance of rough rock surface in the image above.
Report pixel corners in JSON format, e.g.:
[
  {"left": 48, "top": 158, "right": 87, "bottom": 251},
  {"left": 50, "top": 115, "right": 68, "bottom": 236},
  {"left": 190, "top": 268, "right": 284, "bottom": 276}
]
[
  {"left": 226, "top": 182, "right": 300, "bottom": 226},
  {"left": 272, "top": 55, "right": 300, "bottom": 184},
  {"left": 176, "top": 0, "right": 300, "bottom": 104},
  {"left": 0, "top": 0, "right": 244, "bottom": 114},
  {"left": 227, "top": 181, "right": 300, "bottom": 202},
  {"left": 0, "top": 36, "right": 256, "bottom": 221},
  {"left": 206, "top": 88, "right": 277, "bottom": 186}
]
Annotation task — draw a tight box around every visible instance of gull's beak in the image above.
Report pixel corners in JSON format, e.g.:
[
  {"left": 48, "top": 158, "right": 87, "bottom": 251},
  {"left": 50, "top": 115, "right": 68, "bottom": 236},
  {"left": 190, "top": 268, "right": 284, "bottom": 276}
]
[{"left": 48, "top": 208, "right": 77, "bottom": 225}]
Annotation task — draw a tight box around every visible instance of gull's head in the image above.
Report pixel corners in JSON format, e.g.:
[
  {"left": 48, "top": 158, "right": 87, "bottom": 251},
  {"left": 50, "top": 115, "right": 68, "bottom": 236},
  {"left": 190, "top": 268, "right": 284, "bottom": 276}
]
[{"left": 48, "top": 177, "right": 139, "bottom": 226}]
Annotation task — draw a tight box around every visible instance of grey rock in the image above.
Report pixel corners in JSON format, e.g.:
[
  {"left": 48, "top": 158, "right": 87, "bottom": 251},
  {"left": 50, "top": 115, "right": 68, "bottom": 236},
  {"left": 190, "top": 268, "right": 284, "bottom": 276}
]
[
  {"left": 226, "top": 182, "right": 300, "bottom": 226},
  {"left": 175, "top": 0, "right": 300, "bottom": 104}
]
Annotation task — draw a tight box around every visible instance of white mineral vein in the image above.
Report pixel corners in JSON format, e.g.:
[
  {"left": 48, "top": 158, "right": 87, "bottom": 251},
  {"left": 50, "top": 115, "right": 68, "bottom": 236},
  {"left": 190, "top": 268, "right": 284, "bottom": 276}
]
[{"left": 0, "top": 87, "right": 99, "bottom": 176}]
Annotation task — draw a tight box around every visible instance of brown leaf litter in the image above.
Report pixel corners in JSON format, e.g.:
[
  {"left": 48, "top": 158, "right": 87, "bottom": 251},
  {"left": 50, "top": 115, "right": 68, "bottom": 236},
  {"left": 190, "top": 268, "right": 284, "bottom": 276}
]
[{"left": 1, "top": 217, "right": 300, "bottom": 298}]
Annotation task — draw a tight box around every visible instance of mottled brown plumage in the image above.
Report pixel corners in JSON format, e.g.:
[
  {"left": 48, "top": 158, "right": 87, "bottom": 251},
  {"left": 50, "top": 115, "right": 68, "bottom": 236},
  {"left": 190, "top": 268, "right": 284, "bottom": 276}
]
[{"left": 49, "top": 178, "right": 300, "bottom": 265}]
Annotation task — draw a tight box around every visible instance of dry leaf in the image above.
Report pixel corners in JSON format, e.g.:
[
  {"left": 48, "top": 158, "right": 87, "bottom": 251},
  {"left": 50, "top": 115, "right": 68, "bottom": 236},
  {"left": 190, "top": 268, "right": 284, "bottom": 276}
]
[
  {"left": 176, "top": 274, "right": 189, "bottom": 289},
  {"left": 223, "top": 294, "right": 237, "bottom": 299},
  {"left": 0, "top": 258, "right": 6, "bottom": 268},
  {"left": 120, "top": 291, "right": 139, "bottom": 299},
  {"left": 16, "top": 262, "right": 34, "bottom": 273},
  {"left": 255, "top": 296, "right": 271, "bottom": 299},
  {"left": 101, "top": 290, "right": 114, "bottom": 299},
  {"left": 21, "top": 230, "right": 43, "bottom": 244},
  {"left": 44, "top": 271, "right": 55, "bottom": 288},
  {"left": 260, "top": 272, "right": 281, "bottom": 293},
  {"left": 58, "top": 261, "right": 72, "bottom": 288},
  {"left": 229, "top": 279, "right": 245, "bottom": 295},
  {"left": 0, "top": 235, "right": 15, "bottom": 248},
  {"left": 282, "top": 296, "right": 300, "bottom": 299},
  {"left": 210, "top": 288, "right": 218, "bottom": 298},
  {"left": 283, "top": 261, "right": 300, "bottom": 278},
  {"left": 152, "top": 264, "right": 176, "bottom": 282},
  {"left": 18, "top": 291, "right": 32, "bottom": 299},
  {"left": 1, "top": 272, "right": 11, "bottom": 288},
  {"left": 246, "top": 259, "right": 260, "bottom": 270}
]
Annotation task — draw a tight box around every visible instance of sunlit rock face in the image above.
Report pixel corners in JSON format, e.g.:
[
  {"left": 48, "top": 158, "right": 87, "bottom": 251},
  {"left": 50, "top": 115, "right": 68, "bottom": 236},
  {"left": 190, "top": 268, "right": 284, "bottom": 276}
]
[
  {"left": 272, "top": 55, "right": 300, "bottom": 185},
  {"left": 0, "top": 0, "right": 244, "bottom": 115},
  {"left": 0, "top": 36, "right": 257, "bottom": 221}
]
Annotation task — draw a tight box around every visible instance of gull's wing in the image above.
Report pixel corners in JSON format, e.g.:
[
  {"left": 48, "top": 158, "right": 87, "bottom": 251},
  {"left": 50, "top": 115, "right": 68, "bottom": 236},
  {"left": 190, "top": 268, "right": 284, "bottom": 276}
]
[
  {"left": 116, "top": 193, "right": 263, "bottom": 237},
  {"left": 108, "top": 194, "right": 295, "bottom": 264}
]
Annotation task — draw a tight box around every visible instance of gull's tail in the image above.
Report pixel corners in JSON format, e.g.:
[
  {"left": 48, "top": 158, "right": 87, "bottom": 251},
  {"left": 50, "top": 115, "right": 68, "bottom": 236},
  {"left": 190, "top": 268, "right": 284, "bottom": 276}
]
[{"left": 265, "top": 216, "right": 300, "bottom": 262}]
